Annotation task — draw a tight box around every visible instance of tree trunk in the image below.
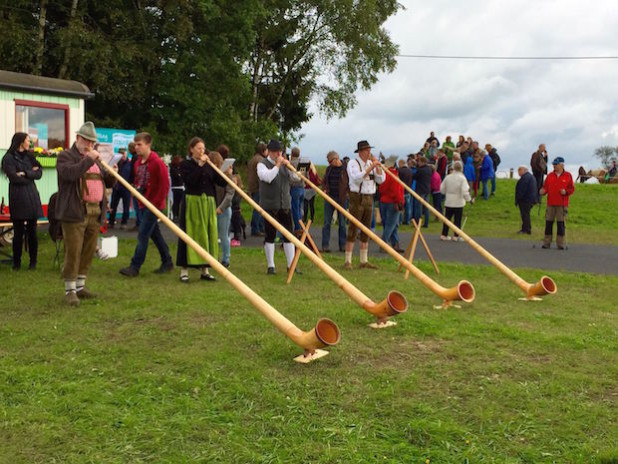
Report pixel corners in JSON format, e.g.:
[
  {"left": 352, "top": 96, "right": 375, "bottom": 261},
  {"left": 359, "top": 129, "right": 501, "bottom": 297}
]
[
  {"left": 249, "top": 37, "right": 264, "bottom": 122},
  {"left": 34, "top": 0, "right": 48, "bottom": 75},
  {"left": 58, "top": 0, "right": 79, "bottom": 80}
]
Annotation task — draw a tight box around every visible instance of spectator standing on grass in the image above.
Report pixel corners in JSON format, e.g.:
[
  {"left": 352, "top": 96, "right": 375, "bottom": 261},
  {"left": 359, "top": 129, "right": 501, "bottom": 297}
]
[
  {"left": 539, "top": 157, "right": 574, "bottom": 250},
  {"left": 397, "top": 159, "right": 413, "bottom": 225},
  {"left": 440, "top": 161, "right": 473, "bottom": 242},
  {"left": 289, "top": 147, "right": 305, "bottom": 234},
  {"left": 230, "top": 174, "right": 245, "bottom": 247},
  {"left": 430, "top": 164, "right": 442, "bottom": 217},
  {"left": 480, "top": 150, "right": 495, "bottom": 200},
  {"left": 109, "top": 148, "right": 132, "bottom": 229},
  {"left": 213, "top": 148, "right": 235, "bottom": 269},
  {"left": 443, "top": 135, "right": 455, "bottom": 160},
  {"left": 531, "top": 144, "right": 548, "bottom": 195},
  {"left": 435, "top": 149, "right": 448, "bottom": 180},
  {"left": 412, "top": 156, "right": 431, "bottom": 227},
  {"left": 426, "top": 131, "right": 440, "bottom": 148},
  {"left": 127, "top": 142, "right": 141, "bottom": 230},
  {"left": 119, "top": 132, "right": 173, "bottom": 278},
  {"left": 379, "top": 156, "right": 404, "bottom": 253},
  {"left": 321, "top": 150, "right": 347, "bottom": 253},
  {"left": 1, "top": 132, "right": 43, "bottom": 271},
  {"left": 486, "top": 143, "right": 500, "bottom": 195},
  {"left": 515, "top": 165, "right": 537, "bottom": 235},
  {"left": 247, "top": 142, "right": 266, "bottom": 236},
  {"left": 56, "top": 122, "right": 115, "bottom": 306},
  {"left": 169, "top": 154, "right": 184, "bottom": 222},
  {"left": 303, "top": 162, "right": 320, "bottom": 224},
  {"left": 344, "top": 140, "right": 385, "bottom": 270}
]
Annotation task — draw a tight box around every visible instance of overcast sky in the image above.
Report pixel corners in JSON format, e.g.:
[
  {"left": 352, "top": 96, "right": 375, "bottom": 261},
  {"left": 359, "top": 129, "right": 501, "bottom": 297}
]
[{"left": 298, "top": 0, "right": 618, "bottom": 172}]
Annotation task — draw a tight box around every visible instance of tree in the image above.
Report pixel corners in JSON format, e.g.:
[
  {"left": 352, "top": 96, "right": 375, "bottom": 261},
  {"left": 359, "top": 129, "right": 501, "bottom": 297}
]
[{"left": 593, "top": 146, "right": 617, "bottom": 168}]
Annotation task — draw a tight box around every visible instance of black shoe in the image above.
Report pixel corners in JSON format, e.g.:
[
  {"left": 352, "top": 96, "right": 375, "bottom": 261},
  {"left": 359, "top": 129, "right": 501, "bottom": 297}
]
[
  {"left": 321, "top": 247, "right": 331, "bottom": 253},
  {"left": 541, "top": 244, "right": 550, "bottom": 249},
  {"left": 288, "top": 267, "right": 302, "bottom": 275},
  {"left": 119, "top": 266, "right": 139, "bottom": 277},
  {"left": 12, "top": 265, "right": 20, "bottom": 271},
  {"left": 557, "top": 245, "right": 565, "bottom": 250},
  {"left": 154, "top": 263, "right": 174, "bottom": 274},
  {"left": 220, "top": 261, "right": 230, "bottom": 268},
  {"left": 28, "top": 263, "right": 36, "bottom": 270},
  {"left": 267, "top": 267, "right": 276, "bottom": 275},
  {"left": 200, "top": 273, "right": 216, "bottom": 281}
]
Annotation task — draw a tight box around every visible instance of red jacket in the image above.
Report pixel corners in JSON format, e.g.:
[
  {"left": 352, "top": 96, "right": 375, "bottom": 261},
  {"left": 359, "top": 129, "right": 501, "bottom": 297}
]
[
  {"left": 134, "top": 151, "right": 170, "bottom": 210},
  {"left": 543, "top": 170, "right": 574, "bottom": 207},
  {"left": 378, "top": 167, "right": 404, "bottom": 204}
]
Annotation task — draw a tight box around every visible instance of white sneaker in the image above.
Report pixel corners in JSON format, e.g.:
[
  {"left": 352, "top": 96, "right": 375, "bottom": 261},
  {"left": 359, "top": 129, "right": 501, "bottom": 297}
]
[{"left": 440, "top": 235, "right": 451, "bottom": 241}]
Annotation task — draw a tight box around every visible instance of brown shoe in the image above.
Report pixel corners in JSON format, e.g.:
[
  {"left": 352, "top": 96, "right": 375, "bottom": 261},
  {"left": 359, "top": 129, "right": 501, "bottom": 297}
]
[
  {"left": 359, "top": 262, "right": 378, "bottom": 269},
  {"left": 65, "top": 291, "right": 80, "bottom": 307},
  {"left": 344, "top": 262, "right": 353, "bottom": 270},
  {"left": 76, "top": 287, "right": 96, "bottom": 299}
]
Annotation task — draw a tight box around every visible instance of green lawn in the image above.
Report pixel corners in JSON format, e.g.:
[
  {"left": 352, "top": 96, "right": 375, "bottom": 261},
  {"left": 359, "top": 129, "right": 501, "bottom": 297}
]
[
  {"left": 239, "top": 176, "right": 618, "bottom": 245},
  {"left": 1, "top": 240, "right": 616, "bottom": 462}
]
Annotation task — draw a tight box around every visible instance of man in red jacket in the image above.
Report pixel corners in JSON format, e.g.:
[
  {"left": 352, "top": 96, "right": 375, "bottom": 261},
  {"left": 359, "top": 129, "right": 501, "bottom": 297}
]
[
  {"left": 119, "top": 132, "right": 173, "bottom": 276},
  {"left": 539, "top": 156, "right": 574, "bottom": 250}
]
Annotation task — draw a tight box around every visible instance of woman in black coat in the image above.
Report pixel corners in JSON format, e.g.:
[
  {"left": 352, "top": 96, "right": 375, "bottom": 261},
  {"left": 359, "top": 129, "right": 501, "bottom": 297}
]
[{"left": 1, "top": 132, "right": 43, "bottom": 270}]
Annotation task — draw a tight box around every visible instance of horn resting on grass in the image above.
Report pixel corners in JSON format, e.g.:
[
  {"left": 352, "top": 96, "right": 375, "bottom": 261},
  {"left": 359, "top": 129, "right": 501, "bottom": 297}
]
[
  {"left": 205, "top": 157, "right": 408, "bottom": 326},
  {"left": 380, "top": 165, "right": 557, "bottom": 300},
  {"left": 100, "top": 159, "right": 340, "bottom": 362}
]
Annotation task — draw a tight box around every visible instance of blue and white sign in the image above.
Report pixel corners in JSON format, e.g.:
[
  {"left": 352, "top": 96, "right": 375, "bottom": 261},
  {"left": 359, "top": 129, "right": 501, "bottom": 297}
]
[{"left": 96, "top": 128, "right": 136, "bottom": 154}]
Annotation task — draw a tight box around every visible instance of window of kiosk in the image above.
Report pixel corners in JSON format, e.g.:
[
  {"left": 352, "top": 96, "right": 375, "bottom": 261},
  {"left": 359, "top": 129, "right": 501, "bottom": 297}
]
[{"left": 15, "top": 101, "right": 69, "bottom": 150}]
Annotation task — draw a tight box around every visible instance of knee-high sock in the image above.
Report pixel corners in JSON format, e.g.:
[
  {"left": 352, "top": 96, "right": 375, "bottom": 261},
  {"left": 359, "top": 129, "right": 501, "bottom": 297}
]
[
  {"left": 283, "top": 242, "right": 295, "bottom": 268},
  {"left": 360, "top": 248, "right": 368, "bottom": 263},
  {"left": 264, "top": 242, "right": 275, "bottom": 268}
]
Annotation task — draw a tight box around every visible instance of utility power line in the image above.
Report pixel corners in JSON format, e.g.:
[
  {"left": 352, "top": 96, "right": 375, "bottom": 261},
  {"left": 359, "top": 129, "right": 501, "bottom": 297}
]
[{"left": 397, "top": 54, "right": 618, "bottom": 60}]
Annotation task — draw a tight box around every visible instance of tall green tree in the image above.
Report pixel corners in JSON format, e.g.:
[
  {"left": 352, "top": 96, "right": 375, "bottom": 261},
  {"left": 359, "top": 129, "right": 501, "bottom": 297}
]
[{"left": 593, "top": 146, "right": 617, "bottom": 168}]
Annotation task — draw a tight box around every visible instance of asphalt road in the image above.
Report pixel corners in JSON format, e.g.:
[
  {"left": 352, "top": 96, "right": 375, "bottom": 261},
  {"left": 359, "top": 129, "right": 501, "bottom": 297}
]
[{"left": 105, "top": 220, "right": 618, "bottom": 276}]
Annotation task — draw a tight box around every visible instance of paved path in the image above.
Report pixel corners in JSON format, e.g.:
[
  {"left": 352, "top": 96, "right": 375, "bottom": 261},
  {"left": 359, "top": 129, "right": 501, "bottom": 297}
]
[{"left": 107, "top": 221, "right": 618, "bottom": 276}]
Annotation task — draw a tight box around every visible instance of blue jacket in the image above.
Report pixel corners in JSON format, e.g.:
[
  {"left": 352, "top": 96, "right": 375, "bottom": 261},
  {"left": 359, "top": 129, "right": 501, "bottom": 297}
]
[
  {"left": 515, "top": 171, "right": 538, "bottom": 205},
  {"left": 464, "top": 157, "right": 475, "bottom": 181},
  {"left": 480, "top": 154, "right": 495, "bottom": 181}
]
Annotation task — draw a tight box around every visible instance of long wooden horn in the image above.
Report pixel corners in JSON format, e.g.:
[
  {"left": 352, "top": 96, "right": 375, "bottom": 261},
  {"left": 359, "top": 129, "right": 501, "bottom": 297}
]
[
  {"left": 381, "top": 164, "right": 557, "bottom": 300},
  {"left": 284, "top": 162, "right": 475, "bottom": 307},
  {"left": 205, "top": 158, "right": 408, "bottom": 326},
  {"left": 99, "top": 159, "right": 340, "bottom": 362}
]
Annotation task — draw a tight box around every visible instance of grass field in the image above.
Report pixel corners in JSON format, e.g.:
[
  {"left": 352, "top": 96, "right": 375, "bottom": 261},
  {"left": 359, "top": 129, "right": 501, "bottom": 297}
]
[
  {"left": 1, "top": 238, "right": 616, "bottom": 462},
  {"left": 238, "top": 176, "right": 618, "bottom": 245}
]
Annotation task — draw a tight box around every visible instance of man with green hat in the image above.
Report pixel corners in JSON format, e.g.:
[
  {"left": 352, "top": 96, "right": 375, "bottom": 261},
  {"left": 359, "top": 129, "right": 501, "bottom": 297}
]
[{"left": 56, "top": 121, "right": 116, "bottom": 306}]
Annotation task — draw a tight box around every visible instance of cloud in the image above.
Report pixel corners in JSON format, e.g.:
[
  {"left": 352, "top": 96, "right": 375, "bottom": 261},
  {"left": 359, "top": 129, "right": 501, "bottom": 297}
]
[{"left": 298, "top": 0, "right": 618, "bottom": 171}]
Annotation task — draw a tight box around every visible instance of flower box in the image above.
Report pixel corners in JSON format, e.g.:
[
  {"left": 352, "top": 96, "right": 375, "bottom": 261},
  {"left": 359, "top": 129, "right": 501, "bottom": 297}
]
[{"left": 37, "top": 157, "right": 57, "bottom": 168}]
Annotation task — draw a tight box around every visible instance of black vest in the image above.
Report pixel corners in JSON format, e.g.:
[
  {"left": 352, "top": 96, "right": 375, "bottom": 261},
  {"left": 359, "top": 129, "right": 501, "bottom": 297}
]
[{"left": 259, "top": 158, "right": 292, "bottom": 210}]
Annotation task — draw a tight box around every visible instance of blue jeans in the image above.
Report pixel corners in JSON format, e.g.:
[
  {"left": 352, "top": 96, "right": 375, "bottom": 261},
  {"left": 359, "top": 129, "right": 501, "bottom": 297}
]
[
  {"left": 130, "top": 209, "right": 172, "bottom": 270},
  {"left": 402, "top": 193, "right": 412, "bottom": 224},
  {"left": 250, "top": 191, "right": 264, "bottom": 235},
  {"left": 482, "top": 179, "right": 490, "bottom": 199},
  {"left": 413, "top": 193, "right": 430, "bottom": 227},
  {"left": 217, "top": 207, "right": 232, "bottom": 265},
  {"left": 381, "top": 202, "right": 400, "bottom": 246},
  {"left": 322, "top": 200, "right": 347, "bottom": 251},
  {"left": 132, "top": 196, "right": 142, "bottom": 226},
  {"left": 290, "top": 187, "right": 305, "bottom": 231},
  {"left": 490, "top": 175, "right": 496, "bottom": 195}
]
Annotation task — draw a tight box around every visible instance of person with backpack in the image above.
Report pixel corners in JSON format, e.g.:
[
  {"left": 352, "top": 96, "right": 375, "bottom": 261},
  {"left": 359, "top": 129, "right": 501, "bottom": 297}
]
[
  {"left": 1, "top": 132, "right": 43, "bottom": 270},
  {"left": 344, "top": 140, "right": 385, "bottom": 270},
  {"left": 55, "top": 122, "right": 116, "bottom": 306}
]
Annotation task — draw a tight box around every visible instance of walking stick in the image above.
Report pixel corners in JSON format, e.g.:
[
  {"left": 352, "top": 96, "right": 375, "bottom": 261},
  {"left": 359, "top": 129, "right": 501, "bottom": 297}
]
[
  {"left": 381, "top": 165, "right": 557, "bottom": 300},
  {"left": 205, "top": 158, "right": 408, "bottom": 327},
  {"left": 99, "top": 159, "right": 340, "bottom": 363}
]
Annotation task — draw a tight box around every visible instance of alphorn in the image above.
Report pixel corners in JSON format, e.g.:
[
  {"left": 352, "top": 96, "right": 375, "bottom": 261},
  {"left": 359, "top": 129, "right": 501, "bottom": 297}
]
[
  {"left": 284, "top": 163, "right": 475, "bottom": 307},
  {"left": 381, "top": 165, "right": 557, "bottom": 300},
  {"left": 205, "top": 158, "right": 408, "bottom": 326},
  {"left": 99, "top": 159, "right": 340, "bottom": 362}
]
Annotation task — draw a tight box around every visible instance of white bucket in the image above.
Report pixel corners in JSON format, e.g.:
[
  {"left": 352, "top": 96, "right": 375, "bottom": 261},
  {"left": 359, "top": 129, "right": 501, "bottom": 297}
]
[{"left": 98, "top": 236, "right": 118, "bottom": 259}]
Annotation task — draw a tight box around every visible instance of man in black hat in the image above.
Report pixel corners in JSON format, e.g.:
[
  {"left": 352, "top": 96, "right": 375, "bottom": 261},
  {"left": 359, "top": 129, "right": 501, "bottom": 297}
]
[
  {"left": 344, "top": 140, "right": 385, "bottom": 270},
  {"left": 257, "top": 139, "right": 302, "bottom": 274},
  {"left": 56, "top": 121, "right": 116, "bottom": 306}
]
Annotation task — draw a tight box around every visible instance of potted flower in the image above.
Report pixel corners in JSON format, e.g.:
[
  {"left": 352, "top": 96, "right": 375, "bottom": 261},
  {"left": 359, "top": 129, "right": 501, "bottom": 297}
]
[{"left": 32, "top": 146, "right": 64, "bottom": 167}]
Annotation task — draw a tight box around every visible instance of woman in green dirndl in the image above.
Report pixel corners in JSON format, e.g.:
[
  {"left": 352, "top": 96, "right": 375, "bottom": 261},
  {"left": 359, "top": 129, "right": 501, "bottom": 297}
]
[{"left": 176, "top": 137, "right": 230, "bottom": 282}]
